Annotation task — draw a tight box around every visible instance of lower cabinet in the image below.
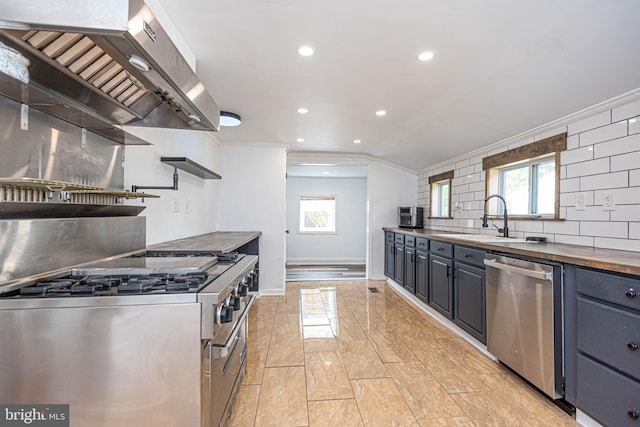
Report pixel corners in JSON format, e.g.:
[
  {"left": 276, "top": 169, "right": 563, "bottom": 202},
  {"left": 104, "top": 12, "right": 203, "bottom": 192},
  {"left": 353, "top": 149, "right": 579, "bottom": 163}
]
[
  {"left": 573, "top": 266, "right": 640, "bottom": 426},
  {"left": 429, "top": 253, "right": 453, "bottom": 318},
  {"left": 404, "top": 246, "right": 416, "bottom": 293},
  {"left": 394, "top": 243, "right": 405, "bottom": 284},
  {"left": 384, "top": 240, "right": 395, "bottom": 278},
  {"left": 454, "top": 262, "right": 486, "bottom": 343},
  {"left": 415, "top": 249, "right": 428, "bottom": 302}
]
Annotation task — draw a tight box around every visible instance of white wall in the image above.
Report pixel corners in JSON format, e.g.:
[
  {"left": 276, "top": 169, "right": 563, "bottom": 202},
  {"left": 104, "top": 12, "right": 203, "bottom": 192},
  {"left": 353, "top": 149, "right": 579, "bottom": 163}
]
[
  {"left": 419, "top": 92, "right": 640, "bottom": 252},
  {"left": 286, "top": 177, "right": 367, "bottom": 265},
  {"left": 123, "top": 127, "right": 220, "bottom": 244},
  {"left": 368, "top": 161, "right": 418, "bottom": 279},
  {"left": 217, "top": 144, "right": 287, "bottom": 295}
]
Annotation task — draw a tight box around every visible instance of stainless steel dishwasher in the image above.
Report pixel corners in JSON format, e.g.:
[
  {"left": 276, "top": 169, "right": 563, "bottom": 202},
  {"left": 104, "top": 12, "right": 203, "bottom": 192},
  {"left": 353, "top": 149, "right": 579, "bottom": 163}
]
[{"left": 484, "top": 253, "right": 564, "bottom": 399}]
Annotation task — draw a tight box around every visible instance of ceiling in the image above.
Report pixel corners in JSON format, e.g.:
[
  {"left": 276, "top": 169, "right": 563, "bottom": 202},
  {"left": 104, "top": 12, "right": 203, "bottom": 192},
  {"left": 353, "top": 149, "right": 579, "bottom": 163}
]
[{"left": 157, "top": 0, "right": 640, "bottom": 172}]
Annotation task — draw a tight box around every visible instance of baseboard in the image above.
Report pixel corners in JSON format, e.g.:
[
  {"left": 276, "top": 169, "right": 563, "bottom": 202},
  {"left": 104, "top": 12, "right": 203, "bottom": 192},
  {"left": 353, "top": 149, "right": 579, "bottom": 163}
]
[{"left": 286, "top": 258, "right": 365, "bottom": 266}]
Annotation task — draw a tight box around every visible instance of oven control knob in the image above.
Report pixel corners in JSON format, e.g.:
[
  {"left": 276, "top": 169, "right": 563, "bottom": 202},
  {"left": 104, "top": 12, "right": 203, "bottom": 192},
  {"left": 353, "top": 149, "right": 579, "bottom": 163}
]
[
  {"left": 238, "top": 283, "right": 248, "bottom": 297},
  {"left": 216, "top": 304, "right": 233, "bottom": 324},
  {"left": 232, "top": 296, "right": 242, "bottom": 310}
]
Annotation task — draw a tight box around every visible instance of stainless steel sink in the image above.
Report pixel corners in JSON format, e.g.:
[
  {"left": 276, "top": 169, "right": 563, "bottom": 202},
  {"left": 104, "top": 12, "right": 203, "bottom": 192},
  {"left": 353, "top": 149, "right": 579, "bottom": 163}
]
[{"left": 432, "top": 233, "right": 528, "bottom": 243}]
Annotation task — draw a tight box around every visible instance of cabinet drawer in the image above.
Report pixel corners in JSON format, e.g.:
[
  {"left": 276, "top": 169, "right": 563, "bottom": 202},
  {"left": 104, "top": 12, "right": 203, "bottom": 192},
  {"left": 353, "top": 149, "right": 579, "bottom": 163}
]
[
  {"left": 416, "top": 238, "right": 429, "bottom": 251},
  {"left": 404, "top": 235, "right": 416, "bottom": 247},
  {"left": 394, "top": 233, "right": 405, "bottom": 244},
  {"left": 386, "top": 231, "right": 395, "bottom": 242},
  {"left": 577, "top": 297, "right": 640, "bottom": 379},
  {"left": 454, "top": 245, "right": 486, "bottom": 268},
  {"left": 577, "top": 354, "right": 640, "bottom": 427},
  {"left": 429, "top": 240, "right": 453, "bottom": 258},
  {"left": 577, "top": 267, "right": 640, "bottom": 311}
]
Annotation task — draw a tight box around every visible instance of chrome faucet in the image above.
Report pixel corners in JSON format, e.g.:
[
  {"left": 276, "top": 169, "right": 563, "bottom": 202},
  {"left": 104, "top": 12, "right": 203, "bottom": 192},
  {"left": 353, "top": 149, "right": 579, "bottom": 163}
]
[{"left": 482, "top": 194, "right": 509, "bottom": 237}]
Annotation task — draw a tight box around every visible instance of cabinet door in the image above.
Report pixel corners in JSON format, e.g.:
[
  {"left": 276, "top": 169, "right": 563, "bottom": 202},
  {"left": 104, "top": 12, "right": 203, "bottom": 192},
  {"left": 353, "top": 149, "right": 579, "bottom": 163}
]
[
  {"left": 416, "top": 250, "right": 428, "bottom": 302},
  {"left": 385, "top": 241, "right": 395, "bottom": 278},
  {"left": 429, "top": 254, "right": 453, "bottom": 318},
  {"left": 404, "top": 247, "right": 416, "bottom": 293},
  {"left": 394, "top": 244, "right": 405, "bottom": 284},
  {"left": 454, "top": 263, "right": 486, "bottom": 343}
]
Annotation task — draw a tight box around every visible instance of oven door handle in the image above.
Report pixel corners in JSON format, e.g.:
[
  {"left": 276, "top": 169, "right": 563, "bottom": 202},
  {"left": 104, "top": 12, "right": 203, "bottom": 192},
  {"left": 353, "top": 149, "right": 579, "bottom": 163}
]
[
  {"left": 210, "top": 295, "right": 254, "bottom": 359},
  {"left": 484, "top": 259, "right": 553, "bottom": 281}
]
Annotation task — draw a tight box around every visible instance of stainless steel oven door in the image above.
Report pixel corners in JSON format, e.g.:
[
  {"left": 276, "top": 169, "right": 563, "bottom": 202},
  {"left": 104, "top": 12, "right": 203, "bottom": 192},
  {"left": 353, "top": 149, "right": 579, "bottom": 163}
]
[{"left": 202, "top": 295, "right": 253, "bottom": 427}]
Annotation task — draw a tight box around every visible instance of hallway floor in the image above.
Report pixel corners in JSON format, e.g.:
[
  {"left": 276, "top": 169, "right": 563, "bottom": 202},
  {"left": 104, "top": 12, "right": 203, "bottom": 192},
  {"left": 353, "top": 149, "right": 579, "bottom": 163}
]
[{"left": 228, "top": 280, "right": 577, "bottom": 426}]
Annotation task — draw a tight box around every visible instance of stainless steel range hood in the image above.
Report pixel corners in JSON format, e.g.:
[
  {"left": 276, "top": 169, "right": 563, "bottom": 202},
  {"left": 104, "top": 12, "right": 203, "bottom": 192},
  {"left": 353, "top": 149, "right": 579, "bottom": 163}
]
[{"left": 0, "top": 0, "right": 220, "bottom": 142}]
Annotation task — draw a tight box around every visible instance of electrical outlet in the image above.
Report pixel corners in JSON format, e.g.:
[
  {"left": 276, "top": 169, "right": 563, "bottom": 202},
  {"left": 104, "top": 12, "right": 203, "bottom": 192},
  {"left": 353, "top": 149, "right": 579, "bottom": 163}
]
[
  {"left": 172, "top": 199, "right": 179, "bottom": 213},
  {"left": 185, "top": 200, "right": 190, "bottom": 214},
  {"left": 575, "top": 193, "right": 586, "bottom": 211},
  {"left": 81, "top": 128, "right": 87, "bottom": 149},
  {"left": 602, "top": 192, "right": 615, "bottom": 211}
]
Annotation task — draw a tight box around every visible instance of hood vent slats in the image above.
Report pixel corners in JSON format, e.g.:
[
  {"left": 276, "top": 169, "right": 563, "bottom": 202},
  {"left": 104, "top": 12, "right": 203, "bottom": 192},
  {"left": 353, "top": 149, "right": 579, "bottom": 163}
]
[{"left": 23, "top": 30, "right": 149, "bottom": 109}]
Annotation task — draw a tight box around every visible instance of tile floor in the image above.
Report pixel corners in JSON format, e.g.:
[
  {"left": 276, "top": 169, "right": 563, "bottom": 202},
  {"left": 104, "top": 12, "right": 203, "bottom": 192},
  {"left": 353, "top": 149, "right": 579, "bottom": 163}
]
[{"left": 227, "top": 280, "right": 577, "bottom": 426}]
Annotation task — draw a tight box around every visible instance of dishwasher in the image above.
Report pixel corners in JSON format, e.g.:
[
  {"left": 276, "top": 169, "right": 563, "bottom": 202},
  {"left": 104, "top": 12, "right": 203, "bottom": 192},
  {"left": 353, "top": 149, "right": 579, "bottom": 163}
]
[{"left": 484, "top": 253, "right": 564, "bottom": 399}]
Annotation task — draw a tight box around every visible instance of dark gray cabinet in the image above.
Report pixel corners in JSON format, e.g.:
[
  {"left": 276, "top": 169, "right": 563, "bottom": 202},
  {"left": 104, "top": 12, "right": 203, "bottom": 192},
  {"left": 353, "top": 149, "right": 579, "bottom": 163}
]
[
  {"left": 429, "top": 252, "right": 453, "bottom": 318},
  {"left": 415, "top": 238, "right": 429, "bottom": 302},
  {"left": 394, "top": 243, "right": 405, "bottom": 284},
  {"left": 384, "top": 232, "right": 395, "bottom": 278},
  {"left": 404, "top": 245, "right": 416, "bottom": 293},
  {"left": 574, "top": 266, "right": 640, "bottom": 426},
  {"left": 453, "top": 246, "right": 486, "bottom": 343}
]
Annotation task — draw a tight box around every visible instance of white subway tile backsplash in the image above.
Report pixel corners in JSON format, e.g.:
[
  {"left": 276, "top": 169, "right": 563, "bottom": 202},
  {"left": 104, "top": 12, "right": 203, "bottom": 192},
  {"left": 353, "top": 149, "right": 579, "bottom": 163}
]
[
  {"left": 612, "top": 99, "right": 640, "bottom": 122},
  {"left": 568, "top": 111, "right": 611, "bottom": 135},
  {"left": 567, "top": 158, "right": 609, "bottom": 178},
  {"left": 580, "top": 221, "right": 628, "bottom": 238},
  {"left": 554, "top": 234, "right": 594, "bottom": 247},
  {"left": 543, "top": 221, "right": 580, "bottom": 235},
  {"left": 579, "top": 121, "right": 628, "bottom": 146},
  {"left": 418, "top": 98, "right": 640, "bottom": 253},
  {"left": 567, "top": 134, "right": 579, "bottom": 150},
  {"left": 610, "top": 205, "right": 640, "bottom": 222},
  {"left": 560, "top": 178, "right": 580, "bottom": 193},
  {"left": 594, "top": 237, "right": 640, "bottom": 252},
  {"left": 566, "top": 206, "right": 610, "bottom": 221},
  {"left": 459, "top": 165, "right": 475, "bottom": 177},
  {"left": 630, "top": 117, "right": 640, "bottom": 136},
  {"left": 611, "top": 151, "right": 640, "bottom": 172},
  {"left": 594, "top": 133, "right": 640, "bottom": 158},
  {"left": 561, "top": 146, "right": 594, "bottom": 165},
  {"left": 580, "top": 171, "right": 627, "bottom": 191},
  {"left": 595, "top": 187, "right": 640, "bottom": 205}
]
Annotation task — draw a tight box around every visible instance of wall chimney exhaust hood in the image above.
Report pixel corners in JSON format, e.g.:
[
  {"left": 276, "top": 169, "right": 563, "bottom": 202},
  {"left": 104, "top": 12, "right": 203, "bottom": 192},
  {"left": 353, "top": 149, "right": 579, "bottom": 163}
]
[{"left": 0, "top": 0, "right": 220, "bottom": 144}]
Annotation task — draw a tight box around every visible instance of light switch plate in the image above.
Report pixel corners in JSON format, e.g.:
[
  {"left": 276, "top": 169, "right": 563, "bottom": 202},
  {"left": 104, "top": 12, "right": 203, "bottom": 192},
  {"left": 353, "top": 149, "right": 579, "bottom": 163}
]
[
  {"left": 602, "top": 192, "right": 615, "bottom": 211},
  {"left": 575, "top": 193, "right": 586, "bottom": 211}
]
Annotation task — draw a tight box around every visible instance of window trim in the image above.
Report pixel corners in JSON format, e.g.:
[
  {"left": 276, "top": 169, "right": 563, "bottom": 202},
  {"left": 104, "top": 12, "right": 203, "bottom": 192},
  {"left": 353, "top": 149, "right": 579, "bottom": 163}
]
[
  {"left": 428, "top": 170, "right": 454, "bottom": 219},
  {"left": 297, "top": 194, "right": 337, "bottom": 234},
  {"left": 483, "top": 133, "right": 566, "bottom": 220}
]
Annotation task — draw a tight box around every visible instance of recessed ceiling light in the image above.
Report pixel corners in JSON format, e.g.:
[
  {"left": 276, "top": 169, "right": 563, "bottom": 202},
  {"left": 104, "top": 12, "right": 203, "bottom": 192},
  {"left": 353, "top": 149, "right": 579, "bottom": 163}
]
[
  {"left": 630, "top": 118, "right": 637, "bottom": 123},
  {"left": 322, "top": 171, "right": 331, "bottom": 175},
  {"left": 300, "top": 163, "right": 336, "bottom": 166},
  {"left": 376, "top": 110, "right": 386, "bottom": 116},
  {"left": 296, "top": 138, "right": 305, "bottom": 142},
  {"left": 219, "top": 111, "right": 241, "bottom": 126},
  {"left": 297, "top": 107, "right": 309, "bottom": 114},
  {"left": 353, "top": 139, "right": 362, "bottom": 144},
  {"left": 297, "top": 45, "right": 315, "bottom": 57},
  {"left": 417, "top": 50, "right": 436, "bottom": 61}
]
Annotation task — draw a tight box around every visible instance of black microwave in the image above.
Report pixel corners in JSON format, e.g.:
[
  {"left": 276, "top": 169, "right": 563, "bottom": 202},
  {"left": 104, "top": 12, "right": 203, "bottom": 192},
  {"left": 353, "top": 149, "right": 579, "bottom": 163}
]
[{"left": 398, "top": 207, "right": 423, "bottom": 228}]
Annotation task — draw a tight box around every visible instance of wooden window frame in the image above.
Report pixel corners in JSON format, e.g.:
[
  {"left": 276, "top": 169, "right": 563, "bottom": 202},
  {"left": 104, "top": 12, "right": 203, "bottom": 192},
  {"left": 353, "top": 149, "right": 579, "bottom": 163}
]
[
  {"left": 482, "top": 133, "right": 566, "bottom": 220},
  {"left": 428, "top": 170, "right": 454, "bottom": 219}
]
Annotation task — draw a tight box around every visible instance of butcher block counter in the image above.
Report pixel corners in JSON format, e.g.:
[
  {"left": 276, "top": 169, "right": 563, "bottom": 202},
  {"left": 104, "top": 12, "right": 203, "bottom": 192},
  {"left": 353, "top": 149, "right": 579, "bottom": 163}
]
[
  {"left": 384, "top": 227, "right": 640, "bottom": 276},
  {"left": 147, "top": 231, "right": 261, "bottom": 254}
]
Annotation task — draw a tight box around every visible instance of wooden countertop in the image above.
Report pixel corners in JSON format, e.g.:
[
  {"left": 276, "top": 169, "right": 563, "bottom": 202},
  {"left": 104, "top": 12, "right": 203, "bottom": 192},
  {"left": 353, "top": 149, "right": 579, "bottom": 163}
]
[
  {"left": 384, "top": 227, "right": 640, "bottom": 276},
  {"left": 147, "top": 231, "right": 261, "bottom": 254}
]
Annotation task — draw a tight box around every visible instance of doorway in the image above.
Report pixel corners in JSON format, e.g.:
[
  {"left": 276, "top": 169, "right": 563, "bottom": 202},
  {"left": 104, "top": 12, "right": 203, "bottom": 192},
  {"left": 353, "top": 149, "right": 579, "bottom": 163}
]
[{"left": 285, "top": 164, "right": 368, "bottom": 281}]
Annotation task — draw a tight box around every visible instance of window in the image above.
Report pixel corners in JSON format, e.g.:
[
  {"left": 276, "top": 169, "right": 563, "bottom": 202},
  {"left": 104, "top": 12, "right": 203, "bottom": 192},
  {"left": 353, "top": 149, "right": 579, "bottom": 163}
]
[
  {"left": 298, "top": 195, "right": 336, "bottom": 233},
  {"left": 429, "top": 170, "right": 454, "bottom": 218},
  {"left": 483, "top": 133, "right": 566, "bottom": 219}
]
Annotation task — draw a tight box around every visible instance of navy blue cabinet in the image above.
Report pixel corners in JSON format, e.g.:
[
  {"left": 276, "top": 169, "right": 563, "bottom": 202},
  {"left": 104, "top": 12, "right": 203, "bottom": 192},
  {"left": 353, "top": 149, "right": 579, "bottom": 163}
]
[
  {"left": 429, "top": 252, "right": 453, "bottom": 318},
  {"left": 574, "top": 266, "right": 640, "bottom": 426}
]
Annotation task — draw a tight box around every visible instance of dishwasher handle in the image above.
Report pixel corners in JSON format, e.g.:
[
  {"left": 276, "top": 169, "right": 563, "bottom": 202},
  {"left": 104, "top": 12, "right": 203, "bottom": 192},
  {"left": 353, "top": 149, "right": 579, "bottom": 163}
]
[{"left": 484, "top": 258, "right": 553, "bottom": 281}]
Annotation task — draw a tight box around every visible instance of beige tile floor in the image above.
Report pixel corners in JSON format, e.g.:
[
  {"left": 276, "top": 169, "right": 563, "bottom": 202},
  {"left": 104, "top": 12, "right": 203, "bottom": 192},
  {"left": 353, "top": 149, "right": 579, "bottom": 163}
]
[{"left": 227, "top": 280, "right": 577, "bottom": 426}]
